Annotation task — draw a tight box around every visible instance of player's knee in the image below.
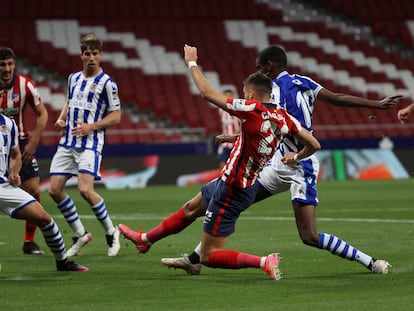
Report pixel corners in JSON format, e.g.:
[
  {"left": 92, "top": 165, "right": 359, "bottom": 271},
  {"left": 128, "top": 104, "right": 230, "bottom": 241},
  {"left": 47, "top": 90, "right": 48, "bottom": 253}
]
[
  {"left": 183, "top": 201, "right": 205, "bottom": 219},
  {"left": 299, "top": 232, "right": 319, "bottom": 247}
]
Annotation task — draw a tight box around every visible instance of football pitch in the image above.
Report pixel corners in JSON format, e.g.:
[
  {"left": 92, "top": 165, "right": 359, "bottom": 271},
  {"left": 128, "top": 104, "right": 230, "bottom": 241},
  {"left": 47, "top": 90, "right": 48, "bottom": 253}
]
[{"left": 1, "top": 179, "right": 413, "bottom": 311}]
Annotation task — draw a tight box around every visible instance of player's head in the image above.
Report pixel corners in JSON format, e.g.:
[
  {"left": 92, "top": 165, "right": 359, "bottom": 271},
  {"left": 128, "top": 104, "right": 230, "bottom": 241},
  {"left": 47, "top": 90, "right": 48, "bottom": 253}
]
[
  {"left": 256, "top": 45, "right": 287, "bottom": 79},
  {"left": 80, "top": 34, "right": 103, "bottom": 76},
  {"left": 243, "top": 72, "right": 273, "bottom": 101},
  {"left": 0, "top": 47, "right": 16, "bottom": 84},
  {"left": 222, "top": 88, "right": 235, "bottom": 98},
  {"left": 80, "top": 33, "right": 103, "bottom": 52}
]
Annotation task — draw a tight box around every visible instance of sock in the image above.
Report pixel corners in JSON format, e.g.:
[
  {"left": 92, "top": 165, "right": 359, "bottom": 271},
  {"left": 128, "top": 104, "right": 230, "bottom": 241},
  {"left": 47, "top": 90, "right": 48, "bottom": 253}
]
[
  {"left": 91, "top": 199, "right": 115, "bottom": 235},
  {"left": 318, "top": 233, "right": 372, "bottom": 268},
  {"left": 24, "top": 221, "right": 37, "bottom": 241},
  {"left": 206, "top": 250, "right": 262, "bottom": 269},
  {"left": 188, "top": 242, "right": 202, "bottom": 264},
  {"left": 40, "top": 219, "right": 66, "bottom": 261},
  {"left": 146, "top": 208, "right": 196, "bottom": 243},
  {"left": 57, "top": 196, "right": 85, "bottom": 237}
]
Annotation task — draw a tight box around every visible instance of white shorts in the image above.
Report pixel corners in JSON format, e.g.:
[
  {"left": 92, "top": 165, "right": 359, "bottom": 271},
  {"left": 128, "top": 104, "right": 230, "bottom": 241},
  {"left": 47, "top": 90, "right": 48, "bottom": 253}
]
[
  {"left": 258, "top": 151, "right": 319, "bottom": 206},
  {"left": 50, "top": 147, "right": 102, "bottom": 180},
  {"left": 0, "top": 183, "right": 37, "bottom": 217}
]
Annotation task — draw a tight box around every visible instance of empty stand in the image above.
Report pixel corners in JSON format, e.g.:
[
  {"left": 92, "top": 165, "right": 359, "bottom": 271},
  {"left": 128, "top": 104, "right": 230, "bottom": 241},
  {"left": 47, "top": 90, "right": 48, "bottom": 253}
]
[{"left": 2, "top": 0, "right": 414, "bottom": 144}]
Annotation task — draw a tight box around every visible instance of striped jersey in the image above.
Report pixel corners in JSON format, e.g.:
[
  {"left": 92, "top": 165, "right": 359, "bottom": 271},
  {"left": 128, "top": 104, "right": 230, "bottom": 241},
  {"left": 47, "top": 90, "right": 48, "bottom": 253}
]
[
  {"left": 221, "top": 98, "right": 301, "bottom": 188},
  {"left": 60, "top": 69, "right": 121, "bottom": 153},
  {"left": 271, "top": 71, "right": 322, "bottom": 154},
  {"left": 218, "top": 108, "right": 241, "bottom": 149},
  {"left": 0, "top": 74, "right": 42, "bottom": 140},
  {"left": 0, "top": 114, "right": 18, "bottom": 183}
]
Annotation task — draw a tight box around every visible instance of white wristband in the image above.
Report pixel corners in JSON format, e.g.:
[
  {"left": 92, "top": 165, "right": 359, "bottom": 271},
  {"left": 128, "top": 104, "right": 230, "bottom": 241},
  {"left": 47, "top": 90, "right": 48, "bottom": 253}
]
[
  {"left": 293, "top": 153, "right": 299, "bottom": 162},
  {"left": 188, "top": 61, "right": 198, "bottom": 68}
]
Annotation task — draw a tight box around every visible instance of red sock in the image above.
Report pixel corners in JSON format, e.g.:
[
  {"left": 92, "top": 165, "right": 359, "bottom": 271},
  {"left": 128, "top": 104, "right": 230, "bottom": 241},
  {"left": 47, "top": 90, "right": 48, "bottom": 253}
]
[
  {"left": 206, "top": 250, "right": 262, "bottom": 269},
  {"left": 25, "top": 221, "right": 37, "bottom": 241},
  {"left": 146, "top": 208, "right": 195, "bottom": 243}
]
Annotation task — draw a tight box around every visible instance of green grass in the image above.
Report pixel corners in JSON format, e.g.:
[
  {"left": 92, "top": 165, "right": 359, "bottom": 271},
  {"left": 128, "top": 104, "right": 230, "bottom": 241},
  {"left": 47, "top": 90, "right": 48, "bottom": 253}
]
[{"left": 1, "top": 179, "right": 414, "bottom": 311}]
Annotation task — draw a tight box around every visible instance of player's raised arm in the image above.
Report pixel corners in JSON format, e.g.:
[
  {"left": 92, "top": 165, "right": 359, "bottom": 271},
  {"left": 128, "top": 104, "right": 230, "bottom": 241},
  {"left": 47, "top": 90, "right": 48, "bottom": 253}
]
[{"left": 184, "top": 44, "right": 228, "bottom": 110}]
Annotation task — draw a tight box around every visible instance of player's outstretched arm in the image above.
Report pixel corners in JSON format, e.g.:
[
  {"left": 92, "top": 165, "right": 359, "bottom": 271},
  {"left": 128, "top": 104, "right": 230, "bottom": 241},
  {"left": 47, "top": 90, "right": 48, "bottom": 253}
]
[
  {"left": 317, "top": 88, "right": 402, "bottom": 109},
  {"left": 184, "top": 44, "right": 228, "bottom": 110}
]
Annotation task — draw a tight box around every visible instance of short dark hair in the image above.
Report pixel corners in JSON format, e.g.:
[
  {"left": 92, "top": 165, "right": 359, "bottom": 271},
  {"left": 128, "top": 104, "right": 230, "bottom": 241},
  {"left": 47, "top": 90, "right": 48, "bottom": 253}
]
[
  {"left": 258, "top": 45, "right": 287, "bottom": 69},
  {"left": 80, "top": 34, "right": 103, "bottom": 52},
  {"left": 0, "top": 47, "right": 16, "bottom": 60},
  {"left": 243, "top": 72, "right": 273, "bottom": 96}
]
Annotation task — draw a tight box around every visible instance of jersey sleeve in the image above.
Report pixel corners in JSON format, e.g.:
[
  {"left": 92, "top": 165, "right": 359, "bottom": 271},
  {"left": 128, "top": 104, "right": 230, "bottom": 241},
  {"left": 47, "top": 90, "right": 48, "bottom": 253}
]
[
  {"left": 25, "top": 78, "right": 41, "bottom": 107},
  {"left": 104, "top": 79, "right": 121, "bottom": 112}
]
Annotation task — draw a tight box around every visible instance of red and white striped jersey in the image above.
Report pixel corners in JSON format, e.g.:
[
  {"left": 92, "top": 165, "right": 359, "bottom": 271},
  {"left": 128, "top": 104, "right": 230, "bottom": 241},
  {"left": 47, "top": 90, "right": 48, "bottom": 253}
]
[
  {"left": 218, "top": 108, "right": 241, "bottom": 149},
  {"left": 221, "top": 98, "right": 301, "bottom": 189},
  {"left": 0, "top": 74, "right": 41, "bottom": 140}
]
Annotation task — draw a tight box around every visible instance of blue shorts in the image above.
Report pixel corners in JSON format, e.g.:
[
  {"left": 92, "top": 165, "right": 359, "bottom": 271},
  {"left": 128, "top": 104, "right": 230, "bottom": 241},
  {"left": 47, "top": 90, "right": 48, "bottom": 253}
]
[
  {"left": 217, "top": 146, "right": 232, "bottom": 163},
  {"left": 201, "top": 178, "right": 258, "bottom": 237},
  {"left": 19, "top": 139, "right": 40, "bottom": 182}
]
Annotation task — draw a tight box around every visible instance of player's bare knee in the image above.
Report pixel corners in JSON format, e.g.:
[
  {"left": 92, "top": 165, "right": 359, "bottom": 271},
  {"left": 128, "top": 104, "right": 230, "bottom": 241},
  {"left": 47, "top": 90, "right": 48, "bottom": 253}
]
[
  {"left": 300, "top": 232, "right": 319, "bottom": 247},
  {"left": 183, "top": 201, "right": 204, "bottom": 219}
]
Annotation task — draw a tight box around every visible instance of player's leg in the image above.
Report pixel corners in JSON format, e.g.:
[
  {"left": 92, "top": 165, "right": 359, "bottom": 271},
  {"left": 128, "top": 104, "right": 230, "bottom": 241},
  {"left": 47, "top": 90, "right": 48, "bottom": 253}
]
[
  {"left": 77, "top": 171, "right": 119, "bottom": 256},
  {"left": 161, "top": 165, "right": 288, "bottom": 274},
  {"left": 119, "top": 191, "right": 206, "bottom": 253},
  {"left": 78, "top": 150, "right": 120, "bottom": 256},
  {"left": 293, "top": 201, "right": 390, "bottom": 273},
  {"left": 49, "top": 147, "right": 87, "bottom": 237},
  {"left": 7, "top": 187, "right": 88, "bottom": 271},
  {"left": 21, "top": 176, "right": 44, "bottom": 254}
]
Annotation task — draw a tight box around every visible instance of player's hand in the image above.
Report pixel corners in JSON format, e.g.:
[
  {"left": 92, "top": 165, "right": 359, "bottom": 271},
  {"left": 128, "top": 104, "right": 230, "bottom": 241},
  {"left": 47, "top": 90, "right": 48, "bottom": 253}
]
[
  {"left": 8, "top": 173, "right": 21, "bottom": 187},
  {"left": 377, "top": 95, "right": 402, "bottom": 109},
  {"left": 72, "top": 121, "right": 94, "bottom": 137},
  {"left": 397, "top": 108, "right": 410, "bottom": 123},
  {"left": 215, "top": 134, "right": 238, "bottom": 145},
  {"left": 281, "top": 152, "right": 299, "bottom": 166},
  {"left": 184, "top": 44, "right": 198, "bottom": 64},
  {"left": 54, "top": 119, "right": 66, "bottom": 132},
  {"left": 22, "top": 140, "right": 37, "bottom": 164}
]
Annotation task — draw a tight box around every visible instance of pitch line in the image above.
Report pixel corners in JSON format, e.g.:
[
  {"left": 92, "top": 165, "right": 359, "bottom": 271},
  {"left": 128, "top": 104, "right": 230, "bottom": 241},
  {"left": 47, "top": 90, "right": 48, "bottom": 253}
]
[
  {"left": 46, "top": 214, "right": 414, "bottom": 224},
  {"left": 1, "top": 214, "right": 413, "bottom": 224}
]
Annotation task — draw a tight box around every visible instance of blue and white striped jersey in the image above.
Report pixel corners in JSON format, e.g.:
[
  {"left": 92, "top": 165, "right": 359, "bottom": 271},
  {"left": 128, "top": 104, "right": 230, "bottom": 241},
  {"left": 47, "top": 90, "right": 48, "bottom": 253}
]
[
  {"left": 0, "top": 114, "right": 18, "bottom": 183},
  {"left": 271, "top": 71, "right": 322, "bottom": 154},
  {"left": 60, "top": 70, "right": 121, "bottom": 153}
]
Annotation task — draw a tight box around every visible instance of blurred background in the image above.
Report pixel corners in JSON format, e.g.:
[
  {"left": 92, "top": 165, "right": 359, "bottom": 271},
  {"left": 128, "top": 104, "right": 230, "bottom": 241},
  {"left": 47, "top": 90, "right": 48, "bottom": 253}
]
[{"left": 2, "top": 0, "right": 414, "bottom": 186}]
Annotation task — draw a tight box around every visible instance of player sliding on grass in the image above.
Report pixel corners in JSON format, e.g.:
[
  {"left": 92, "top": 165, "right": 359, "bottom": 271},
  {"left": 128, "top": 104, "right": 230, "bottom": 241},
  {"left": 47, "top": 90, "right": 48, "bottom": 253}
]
[
  {"left": 160, "top": 45, "right": 394, "bottom": 276},
  {"left": 119, "top": 44, "right": 321, "bottom": 280}
]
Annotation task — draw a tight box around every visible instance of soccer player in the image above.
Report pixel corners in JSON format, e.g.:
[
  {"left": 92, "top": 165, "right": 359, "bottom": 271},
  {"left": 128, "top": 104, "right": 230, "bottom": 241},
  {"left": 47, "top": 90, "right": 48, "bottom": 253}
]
[
  {"left": 397, "top": 102, "right": 414, "bottom": 123},
  {"left": 217, "top": 89, "right": 241, "bottom": 170},
  {"left": 0, "top": 47, "right": 48, "bottom": 255},
  {"left": 161, "top": 45, "right": 395, "bottom": 275},
  {"left": 0, "top": 78, "right": 87, "bottom": 272},
  {"left": 119, "top": 44, "right": 321, "bottom": 280},
  {"left": 48, "top": 34, "right": 121, "bottom": 257}
]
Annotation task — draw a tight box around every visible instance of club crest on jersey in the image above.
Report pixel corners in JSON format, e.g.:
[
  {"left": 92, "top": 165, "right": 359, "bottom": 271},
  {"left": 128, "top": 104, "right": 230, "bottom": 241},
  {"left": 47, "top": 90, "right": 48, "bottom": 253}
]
[
  {"left": 12, "top": 93, "right": 20, "bottom": 103},
  {"left": 1, "top": 125, "right": 7, "bottom": 134}
]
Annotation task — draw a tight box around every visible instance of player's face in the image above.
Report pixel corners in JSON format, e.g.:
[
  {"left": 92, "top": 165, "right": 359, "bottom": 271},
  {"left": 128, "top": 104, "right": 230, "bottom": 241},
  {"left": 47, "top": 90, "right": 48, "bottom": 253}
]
[
  {"left": 255, "top": 58, "right": 271, "bottom": 77},
  {"left": 81, "top": 47, "right": 103, "bottom": 76},
  {"left": 0, "top": 57, "right": 16, "bottom": 84}
]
